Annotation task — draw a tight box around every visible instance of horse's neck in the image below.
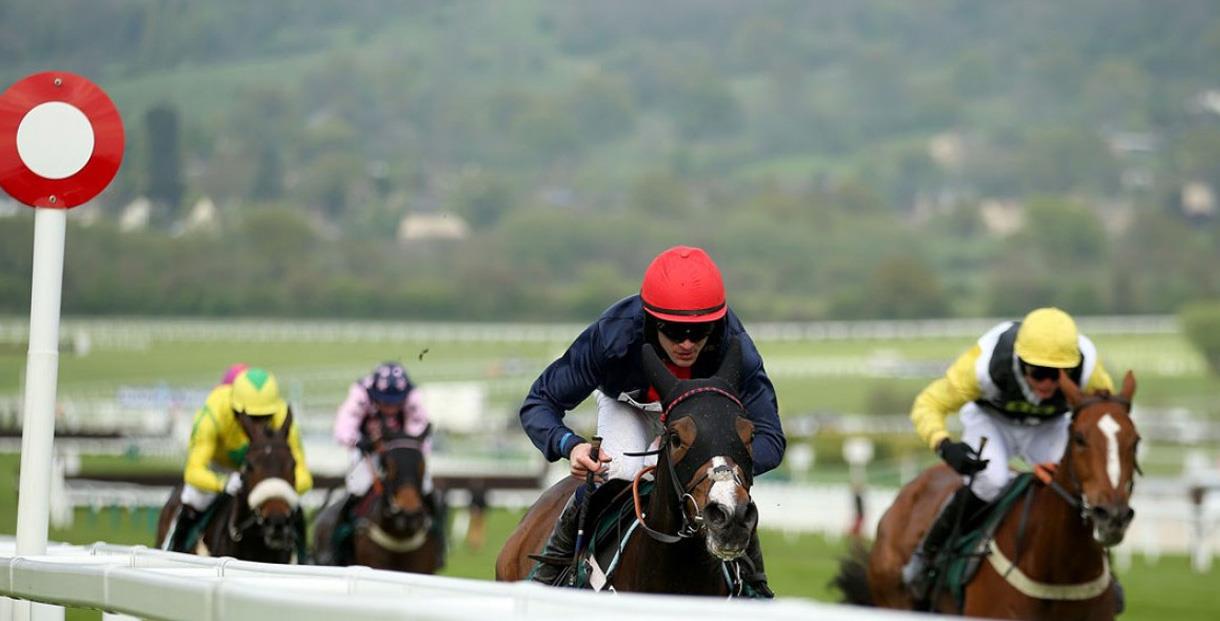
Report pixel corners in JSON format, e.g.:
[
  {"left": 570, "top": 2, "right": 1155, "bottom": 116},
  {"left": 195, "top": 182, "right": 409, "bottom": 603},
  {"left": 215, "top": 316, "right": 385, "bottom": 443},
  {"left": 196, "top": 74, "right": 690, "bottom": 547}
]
[
  {"left": 631, "top": 457, "right": 724, "bottom": 592},
  {"left": 1002, "top": 465, "right": 1105, "bottom": 584}
]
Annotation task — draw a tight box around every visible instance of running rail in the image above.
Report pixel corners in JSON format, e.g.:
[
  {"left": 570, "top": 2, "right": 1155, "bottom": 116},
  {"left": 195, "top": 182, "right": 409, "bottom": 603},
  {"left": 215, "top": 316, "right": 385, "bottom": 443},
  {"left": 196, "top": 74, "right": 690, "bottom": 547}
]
[{"left": 0, "top": 540, "right": 960, "bottom": 621}]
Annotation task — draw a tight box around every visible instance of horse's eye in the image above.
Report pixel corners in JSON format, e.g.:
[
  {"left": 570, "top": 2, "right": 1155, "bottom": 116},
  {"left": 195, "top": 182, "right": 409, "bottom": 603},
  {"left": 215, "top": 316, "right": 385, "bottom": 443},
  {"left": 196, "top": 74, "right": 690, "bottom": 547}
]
[
  {"left": 669, "top": 434, "right": 682, "bottom": 449},
  {"left": 1072, "top": 432, "right": 1087, "bottom": 447}
]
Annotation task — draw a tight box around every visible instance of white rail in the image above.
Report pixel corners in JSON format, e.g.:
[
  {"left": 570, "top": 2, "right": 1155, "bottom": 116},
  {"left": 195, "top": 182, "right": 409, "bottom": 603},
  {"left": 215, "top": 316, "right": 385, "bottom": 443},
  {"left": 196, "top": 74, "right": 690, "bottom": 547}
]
[
  {"left": 0, "top": 315, "right": 1178, "bottom": 348},
  {"left": 0, "top": 541, "right": 957, "bottom": 621}
]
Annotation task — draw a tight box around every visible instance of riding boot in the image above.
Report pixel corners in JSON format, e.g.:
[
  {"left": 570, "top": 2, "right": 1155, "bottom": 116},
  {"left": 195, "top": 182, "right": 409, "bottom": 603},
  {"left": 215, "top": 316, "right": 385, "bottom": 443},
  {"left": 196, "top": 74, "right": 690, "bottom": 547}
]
[
  {"left": 901, "top": 486, "right": 987, "bottom": 601},
  {"left": 742, "top": 530, "right": 774, "bottom": 598},
  {"left": 292, "top": 508, "right": 309, "bottom": 564},
  {"left": 529, "top": 493, "right": 581, "bottom": 586},
  {"left": 426, "top": 489, "right": 448, "bottom": 569},
  {"left": 164, "top": 505, "right": 204, "bottom": 553}
]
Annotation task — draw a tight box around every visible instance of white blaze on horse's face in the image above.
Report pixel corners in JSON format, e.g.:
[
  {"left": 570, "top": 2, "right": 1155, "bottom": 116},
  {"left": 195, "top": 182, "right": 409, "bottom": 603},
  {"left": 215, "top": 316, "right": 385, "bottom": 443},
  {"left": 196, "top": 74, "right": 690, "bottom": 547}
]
[
  {"left": 1097, "top": 413, "right": 1122, "bottom": 489},
  {"left": 707, "top": 456, "right": 739, "bottom": 512}
]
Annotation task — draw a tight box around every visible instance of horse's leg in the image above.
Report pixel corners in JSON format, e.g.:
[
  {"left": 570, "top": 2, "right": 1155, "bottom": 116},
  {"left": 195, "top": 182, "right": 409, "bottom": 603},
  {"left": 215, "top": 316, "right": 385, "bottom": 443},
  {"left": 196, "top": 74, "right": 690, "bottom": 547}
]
[
  {"left": 154, "top": 486, "right": 183, "bottom": 548},
  {"left": 311, "top": 499, "right": 342, "bottom": 565}
]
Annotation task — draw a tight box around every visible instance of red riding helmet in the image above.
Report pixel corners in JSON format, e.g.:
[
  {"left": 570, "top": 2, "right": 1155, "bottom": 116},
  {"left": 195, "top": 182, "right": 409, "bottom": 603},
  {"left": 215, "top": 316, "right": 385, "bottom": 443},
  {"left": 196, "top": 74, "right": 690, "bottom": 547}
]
[{"left": 640, "top": 246, "right": 727, "bottom": 323}]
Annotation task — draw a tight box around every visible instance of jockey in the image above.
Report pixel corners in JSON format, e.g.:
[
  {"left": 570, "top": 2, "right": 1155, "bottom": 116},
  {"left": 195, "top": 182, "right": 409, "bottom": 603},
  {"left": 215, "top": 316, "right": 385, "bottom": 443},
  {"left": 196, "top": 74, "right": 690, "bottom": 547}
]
[
  {"left": 520, "top": 245, "right": 786, "bottom": 597},
  {"left": 901, "top": 307, "right": 1115, "bottom": 599},
  {"left": 326, "top": 362, "right": 439, "bottom": 564},
  {"left": 163, "top": 367, "right": 313, "bottom": 552}
]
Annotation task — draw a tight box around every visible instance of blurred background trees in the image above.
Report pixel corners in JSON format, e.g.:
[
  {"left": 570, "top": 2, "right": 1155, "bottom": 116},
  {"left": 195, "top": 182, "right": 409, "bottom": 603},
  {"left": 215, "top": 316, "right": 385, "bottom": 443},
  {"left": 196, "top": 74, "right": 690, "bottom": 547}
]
[{"left": 2, "top": 0, "right": 1220, "bottom": 321}]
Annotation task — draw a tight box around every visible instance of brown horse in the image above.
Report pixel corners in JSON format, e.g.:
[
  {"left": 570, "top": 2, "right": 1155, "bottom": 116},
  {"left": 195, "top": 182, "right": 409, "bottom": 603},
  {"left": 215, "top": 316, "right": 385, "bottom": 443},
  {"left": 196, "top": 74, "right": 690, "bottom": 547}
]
[
  {"left": 156, "top": 411, "right": 304, "bottom": 563},
  {"left": 837, "top": 371, "right": 1139, "bottom": 620},
  {"left": 312, "top": 426, "right": 442, "bottom": 573},
  {"left": 496, "top": 340, "right": 759, "bottom": 595}
]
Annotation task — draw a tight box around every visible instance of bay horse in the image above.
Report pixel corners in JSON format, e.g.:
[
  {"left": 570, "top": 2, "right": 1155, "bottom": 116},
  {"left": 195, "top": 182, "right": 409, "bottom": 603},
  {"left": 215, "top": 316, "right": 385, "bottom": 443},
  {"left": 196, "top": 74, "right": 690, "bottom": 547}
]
[
  {"left": 496, "top": 339, "right": 760, "bottom": 595},
  {"left": 312, "top": 425, "right": 441, "bottom": 573},
  {"left": 836, "top": 371, "right": 1139, "bottom": 620},
  {"left": 155, "top": 411, "right": 304, "bottom": 563}
]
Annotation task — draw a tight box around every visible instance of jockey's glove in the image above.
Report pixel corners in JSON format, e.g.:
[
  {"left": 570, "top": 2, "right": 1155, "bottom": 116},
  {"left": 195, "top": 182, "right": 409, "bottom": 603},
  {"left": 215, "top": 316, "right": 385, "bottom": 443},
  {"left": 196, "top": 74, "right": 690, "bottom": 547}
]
[
  {"left": 224, "top": 472, "right": 244, "bottom": 495},
  {"left": 937, "top": 439, "right": 989, "bottom": 476},
  {"left": 356, "top": 437, "right": 375, "bottom": 454}
]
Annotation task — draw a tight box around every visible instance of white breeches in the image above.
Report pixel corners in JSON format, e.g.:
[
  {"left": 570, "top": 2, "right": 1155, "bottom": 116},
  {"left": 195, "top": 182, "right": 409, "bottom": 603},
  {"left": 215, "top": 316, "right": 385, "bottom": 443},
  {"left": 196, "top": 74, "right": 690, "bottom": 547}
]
[
  {"left": 180, "top": 484, "right": 218, "bottom": 511},
  {"left": 959, "top": 402, "right": 1069, "bottom": 501},
  {"left": 594, "top": 390, "right": 663, "bottom": 482},
  {"left": 344, "top": 448, "right": 432, "bottom": 496}
]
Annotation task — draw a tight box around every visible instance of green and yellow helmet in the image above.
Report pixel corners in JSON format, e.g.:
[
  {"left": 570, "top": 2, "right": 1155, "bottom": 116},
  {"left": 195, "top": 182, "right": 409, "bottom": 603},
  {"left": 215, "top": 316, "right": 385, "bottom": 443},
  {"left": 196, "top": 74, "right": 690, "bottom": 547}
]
[
  {"left": 230, "top": 367, "right": 287, "bottom": 418},
  {"left": 1015, "top": 307, "right": 1081, "bottom": 368}
]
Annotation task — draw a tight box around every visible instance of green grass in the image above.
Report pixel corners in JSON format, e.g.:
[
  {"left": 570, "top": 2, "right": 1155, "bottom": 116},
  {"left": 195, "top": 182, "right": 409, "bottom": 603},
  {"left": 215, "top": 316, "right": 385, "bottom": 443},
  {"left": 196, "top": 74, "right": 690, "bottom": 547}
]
[
  {"left": 1, "top": 325, "right": 1217, "bottom": 617},
  {"left": 1, "top": 448, "right": 1214, "bottom": 620},
  {"left": 2, "top": 326, "right": 1217, "bottom": 419},
  {"left": 43, "top": 510, "right": 1220, "bottom": 621}
]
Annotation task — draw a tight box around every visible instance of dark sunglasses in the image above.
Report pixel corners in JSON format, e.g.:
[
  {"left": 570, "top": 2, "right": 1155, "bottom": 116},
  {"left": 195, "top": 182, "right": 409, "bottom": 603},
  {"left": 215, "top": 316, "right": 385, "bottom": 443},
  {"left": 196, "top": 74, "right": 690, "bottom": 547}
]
[
  {"left": 1021, "top": 362, "right": 1061, "bottom": 382},
  {"left": 656, "top": 320, "right": 715, "bottom": 343}
]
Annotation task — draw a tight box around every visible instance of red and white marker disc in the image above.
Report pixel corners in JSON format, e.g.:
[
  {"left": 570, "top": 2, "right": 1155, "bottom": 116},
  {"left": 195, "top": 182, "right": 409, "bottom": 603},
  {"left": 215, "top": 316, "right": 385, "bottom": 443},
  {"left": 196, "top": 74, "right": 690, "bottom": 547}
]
[{"left": 0, "top": 71, "right": 124, "bottom": 209}]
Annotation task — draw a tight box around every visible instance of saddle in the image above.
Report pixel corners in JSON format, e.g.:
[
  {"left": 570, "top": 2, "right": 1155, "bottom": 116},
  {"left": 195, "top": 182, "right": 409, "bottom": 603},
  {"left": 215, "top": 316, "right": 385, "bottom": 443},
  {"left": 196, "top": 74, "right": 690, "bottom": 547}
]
[
  {"left": 533, "top": 479, "right": 760, "bottom": 596},
  {"left": 934, "top": 472, "right": 1037, "bottom": 608}
]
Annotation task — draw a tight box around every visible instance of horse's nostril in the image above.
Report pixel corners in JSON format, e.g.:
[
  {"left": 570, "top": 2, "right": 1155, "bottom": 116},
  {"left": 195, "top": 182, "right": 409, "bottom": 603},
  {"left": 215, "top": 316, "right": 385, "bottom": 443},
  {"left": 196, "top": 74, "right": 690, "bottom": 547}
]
[
  {"left": 1091, "top": 506, "right": 1111, "bottom": 522},
  {"left": 705, "top": 504, "right": 729, "bottom": 528},
  {"left": 1123, "top": 507, "right": 1135, "bottom": 523}
]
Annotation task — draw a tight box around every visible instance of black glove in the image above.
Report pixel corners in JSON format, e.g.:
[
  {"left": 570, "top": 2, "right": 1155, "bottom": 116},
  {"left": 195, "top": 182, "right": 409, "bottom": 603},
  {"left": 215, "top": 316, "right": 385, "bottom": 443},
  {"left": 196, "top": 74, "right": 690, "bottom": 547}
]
[
  {"left": 355, "top": 437, "right": 375, "bottom": 454},
  {"left": 938, "top": 439, "right": 989, "bottom": 475}
]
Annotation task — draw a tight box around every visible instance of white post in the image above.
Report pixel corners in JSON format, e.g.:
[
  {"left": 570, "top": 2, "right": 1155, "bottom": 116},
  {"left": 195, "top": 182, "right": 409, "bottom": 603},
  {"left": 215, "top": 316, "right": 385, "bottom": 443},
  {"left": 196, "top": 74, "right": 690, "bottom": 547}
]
[{"left": 13, "top": 207, "right": 67, "bottom": 621}]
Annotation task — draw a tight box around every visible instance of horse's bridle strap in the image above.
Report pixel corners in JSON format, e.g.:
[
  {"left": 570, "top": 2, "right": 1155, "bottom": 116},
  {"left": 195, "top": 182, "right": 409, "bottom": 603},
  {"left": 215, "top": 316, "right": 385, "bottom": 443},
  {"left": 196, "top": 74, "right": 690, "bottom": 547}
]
[{"left": 662, "top": 387, "right": 744, "bottom": 424}]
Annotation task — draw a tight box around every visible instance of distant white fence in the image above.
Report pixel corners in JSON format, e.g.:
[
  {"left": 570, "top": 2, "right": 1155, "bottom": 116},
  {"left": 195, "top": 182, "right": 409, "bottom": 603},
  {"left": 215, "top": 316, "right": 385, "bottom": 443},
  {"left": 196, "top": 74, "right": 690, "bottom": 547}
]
[
  {"left": 0, "top": 315, "right": 1178, "bottom": 349},
  {"left": 0, "top": 541, "right": 959, "bottom": 621}
]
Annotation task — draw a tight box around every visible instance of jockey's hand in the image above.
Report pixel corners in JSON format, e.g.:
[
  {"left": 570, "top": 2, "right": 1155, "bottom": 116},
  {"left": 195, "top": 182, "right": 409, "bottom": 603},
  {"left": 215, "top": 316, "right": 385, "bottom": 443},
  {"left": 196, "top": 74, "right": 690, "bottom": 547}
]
[
  {"left": 224, "top": 472, "right": 244, "bottom": 496},
  {"left": 938, "top": 439, "right": 989, "bottom": 476},
  {"left": 355, "top": 437, "right": 375, "bottom": 454},
  {"left": 568, "top": 442, "right": 612, "bottom": 481}
]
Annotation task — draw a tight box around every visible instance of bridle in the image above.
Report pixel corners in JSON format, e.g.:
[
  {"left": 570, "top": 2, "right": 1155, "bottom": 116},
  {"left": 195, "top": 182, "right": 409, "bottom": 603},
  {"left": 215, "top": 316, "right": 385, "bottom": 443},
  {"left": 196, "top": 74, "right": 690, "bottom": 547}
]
[
  {"left": 1037, "top": 394, "right": 1136, "bottom": 520},
  {"left": 228, "top": 442, "right": 297, "bottom": 547},
  {"left": 370, "top": 436, "right": 427, "bottom": 511},
  {"left": 626, "top": 386, "right": 752, "bottom": 544}
]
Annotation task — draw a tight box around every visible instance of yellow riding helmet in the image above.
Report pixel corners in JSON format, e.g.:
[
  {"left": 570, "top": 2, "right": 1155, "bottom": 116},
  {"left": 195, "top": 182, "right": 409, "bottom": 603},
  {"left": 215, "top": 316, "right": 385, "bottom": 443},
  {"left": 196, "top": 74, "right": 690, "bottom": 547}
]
[
  {"left": 230, "top": 367, "right": 287, "bottom": 417},
  {"left": 1014, "top": 307, "right": 1081, "bottom": 368}
]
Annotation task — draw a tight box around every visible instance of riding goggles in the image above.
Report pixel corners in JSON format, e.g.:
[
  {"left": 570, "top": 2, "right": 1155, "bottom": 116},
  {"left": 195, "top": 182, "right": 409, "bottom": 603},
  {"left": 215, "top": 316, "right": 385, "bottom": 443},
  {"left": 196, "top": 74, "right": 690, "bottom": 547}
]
[
  {"left": 656, "top": 320, "right": 716, "bottom": 343},
  {"left": 1020, "top": 360, "right": 1061, "bottom": 382}
]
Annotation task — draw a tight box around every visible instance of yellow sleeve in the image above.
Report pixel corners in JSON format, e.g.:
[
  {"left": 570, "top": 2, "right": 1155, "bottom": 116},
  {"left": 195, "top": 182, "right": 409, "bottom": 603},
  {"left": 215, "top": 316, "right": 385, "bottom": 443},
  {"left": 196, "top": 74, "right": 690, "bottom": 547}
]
[
  {"left": 288, "top": 423, "right": 313, "bottom": 494},
  {"left": 1084, "top": 357, "right": 1115, "bottom": 394},
  {"left": 184, "top": 403, "right": 226, "bottom": 492},
  {"left": 911, "top": 345, "right": 984, "bottom": 450}
]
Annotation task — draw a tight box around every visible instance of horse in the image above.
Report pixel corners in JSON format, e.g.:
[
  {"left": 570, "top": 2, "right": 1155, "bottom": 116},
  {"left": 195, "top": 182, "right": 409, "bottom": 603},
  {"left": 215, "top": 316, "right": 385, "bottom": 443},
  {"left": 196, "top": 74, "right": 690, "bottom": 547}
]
[
  {"left": 155, "top": 410, "right": 304, "bottom": 563},
  {"left": 496, "top": 339, "right": 760, "bottom": 595},
  {"left": 312, "top": 425, "right": 442, "bottom": 573},
  {"left": 836, "top": 371, "right": 1139, "bottom": 620}
]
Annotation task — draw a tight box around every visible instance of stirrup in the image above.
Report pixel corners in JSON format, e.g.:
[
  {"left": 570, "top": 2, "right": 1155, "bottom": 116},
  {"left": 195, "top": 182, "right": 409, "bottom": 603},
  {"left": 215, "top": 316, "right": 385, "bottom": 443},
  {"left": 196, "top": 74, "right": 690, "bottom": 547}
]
[{"left": 902, "top": 552, "right": 934, "bottom": 597}]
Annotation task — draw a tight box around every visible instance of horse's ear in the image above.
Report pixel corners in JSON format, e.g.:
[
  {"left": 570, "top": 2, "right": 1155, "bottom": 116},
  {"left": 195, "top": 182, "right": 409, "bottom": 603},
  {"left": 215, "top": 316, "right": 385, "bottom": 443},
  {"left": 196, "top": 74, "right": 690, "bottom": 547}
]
[
  {"left": 1059, "top": 369, "right": 1084, "bottom": 406},
  {"left": 642, "top": 343, "right": 679, "bottom": 402},
  {"left": 1119, "top": 370, "right": 1137, "bottom": 403},
  {"left": 235, "top": 412, "right": 261, "bottom": 441},
  {"left": 279, "top": 407, "right": 294, "bottom": 440},
  {"left": 715, "top": 337, "right": 743, "bottom": 388},
  {"left": 412, "top": 422, "right": 433, "bottom": 442}
]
